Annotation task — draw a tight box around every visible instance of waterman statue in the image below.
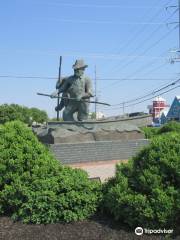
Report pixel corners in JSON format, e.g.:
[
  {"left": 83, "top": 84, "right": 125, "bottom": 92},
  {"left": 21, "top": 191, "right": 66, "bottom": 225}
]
[{"left": 51, "top": 59, "right": 94, "bottom": 121}]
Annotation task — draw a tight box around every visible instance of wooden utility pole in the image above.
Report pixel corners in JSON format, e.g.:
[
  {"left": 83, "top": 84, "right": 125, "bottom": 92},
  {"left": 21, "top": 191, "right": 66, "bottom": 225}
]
[
  {"left": 94, "top": 65, "right": 97, "bottom": 119},
  {"left": 122, "top": 102, "right": 125, "bottom": 115},
  {"left": 178, "top": 0, "right": 180, "bottom": 50},
  {"left": 169, "top": 0, "right": 180, "bottom": 62},
  {"left": 57, "top": 56, "right": 62, "bottom": 121}
]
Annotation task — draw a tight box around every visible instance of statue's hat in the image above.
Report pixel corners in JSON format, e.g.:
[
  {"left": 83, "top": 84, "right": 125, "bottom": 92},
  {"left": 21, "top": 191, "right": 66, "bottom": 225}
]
[{"left": 72, "top": 59, "right": 88, "bottom": 69}]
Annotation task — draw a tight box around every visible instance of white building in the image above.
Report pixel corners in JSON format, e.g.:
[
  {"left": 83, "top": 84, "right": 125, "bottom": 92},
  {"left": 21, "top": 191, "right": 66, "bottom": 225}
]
[{"left": 89, "top": 112, "right": 105, "bottom": 120}]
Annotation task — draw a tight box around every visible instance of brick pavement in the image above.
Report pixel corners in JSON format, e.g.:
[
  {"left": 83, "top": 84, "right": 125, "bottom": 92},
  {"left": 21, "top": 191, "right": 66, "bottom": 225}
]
[{"left": 69, "top": 160, "right": 128, "bottom": 182}]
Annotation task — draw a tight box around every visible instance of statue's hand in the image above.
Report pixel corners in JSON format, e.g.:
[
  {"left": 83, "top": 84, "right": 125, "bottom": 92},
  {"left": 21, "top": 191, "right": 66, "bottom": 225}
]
[
  {"left": 81, "top": 93, "right": 93, "bottom": 99},
  {"left": 76, "top": 96, "right": 82, "bottom": 101},
  {"left": 50, "top": 90, "right": 58, "bottom": 98}
]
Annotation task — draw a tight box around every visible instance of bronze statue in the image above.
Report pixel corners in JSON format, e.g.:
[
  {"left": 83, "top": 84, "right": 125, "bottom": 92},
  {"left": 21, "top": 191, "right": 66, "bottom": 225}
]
[
  {"left": 51, "top": 59, "right": 94, "bottom": 121},
  {"left": 37, "top": 59, "right": 110, "bottom": 121}
]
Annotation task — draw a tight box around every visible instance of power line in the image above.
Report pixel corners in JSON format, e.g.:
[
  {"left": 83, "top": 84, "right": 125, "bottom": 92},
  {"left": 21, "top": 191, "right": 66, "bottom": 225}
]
[
  {"left": 138, "top": 61, "right": 168, "bottom": 77},
  {"left": 0, "top": 50, "right": 170, "bottom": 60},
  {"left": 107, "top": 78, "right": 180, "bottom": 108},
  {"left": 169, "top": 0, "right": 180, "bottom": 63},
  {"left": 110, "top": 84, "right": 180, "bottom": 110},
  {"left": 42, "top": 2, "right": 167, "bottom": 9},
  {"left": 101, "top": 51, "right": 169, "bottom": 90},
  {"left": 97, "top": 78, "right": 176, "bottom": 81},
  {"left": 104, "top": 0, "right": 172, "bottom": 67},
  {"left": 0, "top": 74, "right": 177, "bottom": 81},
  {"left": 101, "top": 1, "right": 180, "bottom": 98},
  {"left": 106, "top": 20, "right": 177, "bottom": 77},
  {"left": 102, "top": 1, "right": 177, "bottom": 75},
  {"left": 53, "top": 18, "right": 167, "bottom": 25},
  {"left": 0, "top": 75, "right": 57, "bottom": 80},
  {"left": 116, "top": 78, "right": 180, "bottom": 106},
  {"left": 101, "top": 22, "right": 177, "bottom": 90}
]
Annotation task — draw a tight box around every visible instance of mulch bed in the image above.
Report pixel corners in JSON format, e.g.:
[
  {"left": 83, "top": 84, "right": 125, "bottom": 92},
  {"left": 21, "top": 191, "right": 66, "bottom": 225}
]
[{"left": 0, "top": 215, "right": 179, "bottom": 240}]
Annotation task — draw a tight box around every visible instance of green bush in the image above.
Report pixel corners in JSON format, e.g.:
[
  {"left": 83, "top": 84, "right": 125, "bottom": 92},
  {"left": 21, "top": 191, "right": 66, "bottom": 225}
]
[
  {"left": 102, "top": 133, "right": 180, "bottom": 228},
  {"left": 141, "top": 126, "right": 159, "bottom": 139},
  {"left": 0, "top": 121, "right": 101, "bottom": 224},
  {"left": 29, "top": 107, "right": 48, "bottom": 124},
  {"left": 141, "top": 121, "right": 180, "bottom": 139},
  {"left": 0, "top": 104, "right": 48, "bottom": 124},
  {"left": 158, "top": 121, "right": 180, "bottom": 135}
]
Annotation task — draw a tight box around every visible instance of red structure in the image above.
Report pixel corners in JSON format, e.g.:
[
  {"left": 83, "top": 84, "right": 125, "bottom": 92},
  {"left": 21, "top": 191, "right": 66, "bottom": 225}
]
[{"left": 148, "top": 97, "right": 168, "bottom": 122}]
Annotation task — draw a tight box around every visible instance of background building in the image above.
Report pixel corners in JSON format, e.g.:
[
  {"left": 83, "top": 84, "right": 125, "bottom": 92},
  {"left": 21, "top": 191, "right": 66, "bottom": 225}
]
[
  {"left": 160, "top": 108, "right": 170, "bottom": 124},
  {"left": 148, "top": 97, "right": 169, "bottom": 123},
  {"left": 89, "top": 112, "right": 105, "bottom": 120},
  {"left": 166, "top": 96, "right": 180, "bottom": 122}
]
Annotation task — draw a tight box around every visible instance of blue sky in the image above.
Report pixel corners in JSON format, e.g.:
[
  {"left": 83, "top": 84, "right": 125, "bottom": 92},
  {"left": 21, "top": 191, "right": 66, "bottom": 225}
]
[{"left": 0, "top": 0, "right": 180, "bottom": 118}]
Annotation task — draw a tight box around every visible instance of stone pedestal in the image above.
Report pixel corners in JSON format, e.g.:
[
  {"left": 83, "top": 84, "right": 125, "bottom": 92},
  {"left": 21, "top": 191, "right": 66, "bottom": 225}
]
[
  {"left": 33, "top": 117, "right": 149, "bottom": 180},
  {"left": 34, "top": 118, "right": 145, "bottom": 144}
]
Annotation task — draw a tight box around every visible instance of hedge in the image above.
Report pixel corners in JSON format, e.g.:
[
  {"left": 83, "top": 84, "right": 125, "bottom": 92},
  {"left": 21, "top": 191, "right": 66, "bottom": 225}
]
[
  {"left": 0, "top": 121, "right": 102, "bottom": 223},
  {"left": 102, "top": 132, "right": 180, "bottom": 229}
]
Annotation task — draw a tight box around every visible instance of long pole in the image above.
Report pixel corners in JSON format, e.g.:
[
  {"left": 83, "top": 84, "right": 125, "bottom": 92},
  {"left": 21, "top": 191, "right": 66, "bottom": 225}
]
[
  {"left": 94, "top": 65, "right": 97, "bottom": 119},
  {"left": 123, "top": 102, "right": 125, "bottom": 115},
  {"left": 178, "top": 0, "right": 180, "bottom": 50},
  {"left": 57, "top": 56, "right": 62, "bottom": 121}
]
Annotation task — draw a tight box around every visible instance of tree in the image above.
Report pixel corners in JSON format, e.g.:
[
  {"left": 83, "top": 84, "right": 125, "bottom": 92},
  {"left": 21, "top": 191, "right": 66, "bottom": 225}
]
[
  {"left": 29, "top": 107, "right": 48, "bottom": 123},
  {"left": 89, "top": 112, "right": 96, "bottom": 120},
  {"left": 0, "top": 104, "right": 48, "bottom": 125}
]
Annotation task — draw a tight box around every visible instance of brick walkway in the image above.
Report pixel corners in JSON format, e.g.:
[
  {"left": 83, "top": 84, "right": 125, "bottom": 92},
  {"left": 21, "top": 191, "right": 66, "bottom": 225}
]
[{"left": 69, "top": 160, "right": 128, "bottom": 182}]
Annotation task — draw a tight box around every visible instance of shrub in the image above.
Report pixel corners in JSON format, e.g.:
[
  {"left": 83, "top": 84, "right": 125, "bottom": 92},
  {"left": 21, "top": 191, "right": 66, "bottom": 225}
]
[
  {"left": 102, "top": 133, "right": 180, "bottom": 229},
  {"left": 141, "top": 126, "right": 159, "bottom": 139},
  {"left": 0, "top": 121, "right": 101, "bottom": 223},
  {"left": 0, "top": 104, "right": 48, "bottom": 124},
  {"left": 141, "top": 121, "right": 180, "bottom": 139},
  {"left": 158, "top": 121, "right": 180, "bottom": 135},
  {"left": 29, "top": 107, "right": 48, "bottom": 124}
]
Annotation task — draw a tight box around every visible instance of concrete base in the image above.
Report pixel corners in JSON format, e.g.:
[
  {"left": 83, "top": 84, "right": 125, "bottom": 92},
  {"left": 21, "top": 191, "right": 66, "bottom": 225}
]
[
  {"left": 33, "top": 117, "right": 149, "bottom": 176},
  {"left": 34, "top": 117, "right": 148, "bottom": 144}
]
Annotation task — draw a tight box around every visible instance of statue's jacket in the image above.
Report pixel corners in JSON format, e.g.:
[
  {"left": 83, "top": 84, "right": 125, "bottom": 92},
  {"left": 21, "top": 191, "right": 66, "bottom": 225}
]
[{"left": 58, "top": 75, "right": 93, "bottom": 100}]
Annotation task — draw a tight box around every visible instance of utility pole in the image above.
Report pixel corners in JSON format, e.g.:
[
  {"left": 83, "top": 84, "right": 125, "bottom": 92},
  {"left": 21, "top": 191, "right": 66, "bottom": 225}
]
[
  {"left": 94, "top": 65, "right": 97, "bottom": 119},
  {"left": 168, "top": 0, "right": 180, "bottom": 62},
  {"left": 178, "top": 0, "right": 180, "bottom": 51},
  {"left": 57, "top": 56, "right": 62, "bottom": 121},
  {"left": 122, "top": 102, "right": 125, "bottom": 115}
]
